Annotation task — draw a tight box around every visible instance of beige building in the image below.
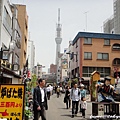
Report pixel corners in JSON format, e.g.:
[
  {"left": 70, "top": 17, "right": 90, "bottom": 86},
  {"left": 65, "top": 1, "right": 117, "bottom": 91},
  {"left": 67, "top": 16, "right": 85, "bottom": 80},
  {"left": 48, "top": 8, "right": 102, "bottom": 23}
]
[
  {"left": 15, "top": 5, "right": 28, "bottom": 70},
  {"left": 70, "top": 32, "right": 120, "bottom": 88}
]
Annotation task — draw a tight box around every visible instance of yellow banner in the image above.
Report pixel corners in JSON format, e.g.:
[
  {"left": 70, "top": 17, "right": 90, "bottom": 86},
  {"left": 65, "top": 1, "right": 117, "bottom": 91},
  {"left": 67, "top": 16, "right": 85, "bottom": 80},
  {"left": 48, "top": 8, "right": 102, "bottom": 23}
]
[{"left": 0, "top": 84, "right": 25, "bottom": 120}]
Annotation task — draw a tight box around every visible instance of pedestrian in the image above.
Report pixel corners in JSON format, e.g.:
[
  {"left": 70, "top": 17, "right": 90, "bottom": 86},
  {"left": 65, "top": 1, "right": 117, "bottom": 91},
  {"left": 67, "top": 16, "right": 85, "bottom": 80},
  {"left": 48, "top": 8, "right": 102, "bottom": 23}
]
[
  {"left": 59, "top": 86, "right": 62, "bottom": 96},
  {"left": 33, "top": 78, "right": 48, "bottom": 120},
  {"left": 56, "top": 86, "right": 60, "bottom": 98},
  {"left": 79, "top": 84, "right": 86, "bottom": 112},
  {"left": 81, "top": 97, "right": 87, "bottom": 118},
  {"left": 46, "top": 85, "right": 51, "bottom": 100},
  {"left": 64, "top": 86, "right": 71, "bottom": 109},
  {"left": 70, "top": 83, "right": 81, "bottom": 118}
]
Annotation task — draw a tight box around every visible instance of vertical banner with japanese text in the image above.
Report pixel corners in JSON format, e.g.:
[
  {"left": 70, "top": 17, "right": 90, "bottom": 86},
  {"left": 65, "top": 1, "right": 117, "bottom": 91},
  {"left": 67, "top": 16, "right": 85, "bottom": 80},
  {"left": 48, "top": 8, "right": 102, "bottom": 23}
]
[{"left": 0, "top": 84, "right": 25, "bottom": 120}]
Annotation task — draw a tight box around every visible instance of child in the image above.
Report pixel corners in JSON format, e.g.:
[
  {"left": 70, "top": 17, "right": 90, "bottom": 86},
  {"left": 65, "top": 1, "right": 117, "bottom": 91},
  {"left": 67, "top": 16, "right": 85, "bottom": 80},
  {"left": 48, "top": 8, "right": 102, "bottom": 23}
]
[{"left": 81, "top": 97, "right": 87, "bottom": 118}]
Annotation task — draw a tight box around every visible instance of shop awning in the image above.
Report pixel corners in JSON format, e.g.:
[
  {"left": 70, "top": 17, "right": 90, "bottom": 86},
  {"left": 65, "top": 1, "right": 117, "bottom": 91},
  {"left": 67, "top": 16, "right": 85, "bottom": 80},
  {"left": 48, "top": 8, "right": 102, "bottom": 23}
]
[{"left": 1, "top": 65, "right": 21, "bottom": 79}]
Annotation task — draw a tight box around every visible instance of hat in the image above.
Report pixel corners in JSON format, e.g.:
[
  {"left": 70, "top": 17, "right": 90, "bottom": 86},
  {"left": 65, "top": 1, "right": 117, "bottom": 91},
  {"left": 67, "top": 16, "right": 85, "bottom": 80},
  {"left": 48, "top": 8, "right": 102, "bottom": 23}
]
[
  {"left": 80, "top": 84, "right": 84, "bottom": 87},
  {"left": 104, "top": 76, "right": 111, "bottom": 81}
]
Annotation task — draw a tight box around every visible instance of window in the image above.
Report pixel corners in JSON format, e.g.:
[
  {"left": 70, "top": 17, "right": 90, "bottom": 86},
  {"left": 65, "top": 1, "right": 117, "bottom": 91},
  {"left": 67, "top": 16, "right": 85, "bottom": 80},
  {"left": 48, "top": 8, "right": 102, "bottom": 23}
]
[
  {"left": 3, "top": 7, "right": 12, "bottom": 34},
  {"left": 97, "top": 53, "right": 109, "bottom": 60},
  {"left": 15, "top": 54, "right": 19, "bottom": 64},
  {"left": 76, "top": 40, "right": 78, "bottom": 48},
  {"left": 82, "top": 67, "right": 110, "bottom": 77},
  {"left": 112, "top": 44, "right": 120, "bottom": 50},
  {"left": 84, "top": 38, "right": 92, "bottom": 44},
  {"left": 113, "top": 58, "right": 120, "bottom": 65},
  {"left": 76, "top": 52, "right": 78, "bottom": 62},
  {"left": 104, "top": 39, "right": 110, "bottom": 45},
  {"left": 84, "top": 52, "right": 92, "bottom": 59}
]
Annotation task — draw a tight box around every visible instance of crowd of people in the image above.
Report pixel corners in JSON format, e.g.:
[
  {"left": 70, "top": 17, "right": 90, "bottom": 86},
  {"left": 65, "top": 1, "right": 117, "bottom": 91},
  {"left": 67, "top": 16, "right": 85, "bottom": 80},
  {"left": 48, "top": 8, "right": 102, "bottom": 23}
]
[
  {"left": 32, "top": 76, "right": 117, "bottom": 120},
  {"left": 64, "top": 83, "right": 87, "bottom": 118}
]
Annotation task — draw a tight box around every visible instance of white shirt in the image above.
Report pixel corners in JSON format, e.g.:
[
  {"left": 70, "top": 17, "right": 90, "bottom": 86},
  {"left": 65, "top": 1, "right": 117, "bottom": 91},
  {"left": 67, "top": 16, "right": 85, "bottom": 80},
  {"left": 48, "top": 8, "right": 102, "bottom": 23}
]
[
  {"left": 40, "top": 87, "right": 45, "bottom": 102},
  {"left": 46, "top": 87, "right": 51, "bottom": 92},
  {"left": 81, "top": 101, "right": 87, "bottom": 109},
  {"left": 70, "top": 88, "right": 81, "bottom": 101}
]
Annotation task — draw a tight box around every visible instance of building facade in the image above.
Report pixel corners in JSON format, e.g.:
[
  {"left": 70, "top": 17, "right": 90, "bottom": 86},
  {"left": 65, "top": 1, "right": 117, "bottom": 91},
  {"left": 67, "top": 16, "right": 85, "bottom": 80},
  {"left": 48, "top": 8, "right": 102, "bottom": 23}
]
[
  {"left": 33, "top": 63, "right": 45, "bottom": 78},
  {"left": 0, "top": 0, "right": 12, "bottom": 49},
  {"left": 60, "top": 48, "right": 69, "bottom": 82},
  {"left": 15, "top": 5, "right": 28, "bottom": 71},
  {"left": 104, "top": 0, "right": 120, "bottom": 34},
  {"left": 27, "top": 40, "right": 35, "bottom": 78},
  {"left": 0, "top": 0, "right": 22, "bottom": 84},
  {"left": 103, "top": 16, "right": 114, "bottom": 34},
  {"left": 114, "top": 0, "right": 120, "bottom": 33},
  {"left": 70, "top": 32, "right": 120, "bottom": 88},
  {"left": 50, "top": 64, "right": 57, "bottom": 74}
]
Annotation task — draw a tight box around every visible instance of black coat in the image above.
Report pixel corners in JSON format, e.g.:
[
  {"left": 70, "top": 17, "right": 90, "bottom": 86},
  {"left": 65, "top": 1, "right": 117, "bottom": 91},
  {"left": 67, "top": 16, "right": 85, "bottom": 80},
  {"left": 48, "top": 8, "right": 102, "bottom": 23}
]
[
  {"left": 33, "top": 86, "right": 48, "bottom": 111},
  {"left": 65, "top": 90, "right": 70, "bottom": 99}
]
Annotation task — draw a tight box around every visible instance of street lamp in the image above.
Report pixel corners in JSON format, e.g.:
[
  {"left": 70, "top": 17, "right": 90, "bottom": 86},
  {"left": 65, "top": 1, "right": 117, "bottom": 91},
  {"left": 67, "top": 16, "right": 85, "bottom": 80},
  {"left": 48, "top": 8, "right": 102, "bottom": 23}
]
[
  {"left": 0, "top": 48, "right": 9, "bottom": 60},
  {"left": 66, "top": 52, "right": 77, "bottom": 60}
]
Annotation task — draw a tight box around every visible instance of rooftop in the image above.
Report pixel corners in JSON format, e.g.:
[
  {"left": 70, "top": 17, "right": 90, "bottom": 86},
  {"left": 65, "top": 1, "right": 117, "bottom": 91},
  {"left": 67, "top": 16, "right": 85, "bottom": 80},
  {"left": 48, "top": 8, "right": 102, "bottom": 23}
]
[{"left": 73, "top": 32, "right": 120, "bottom": 45}]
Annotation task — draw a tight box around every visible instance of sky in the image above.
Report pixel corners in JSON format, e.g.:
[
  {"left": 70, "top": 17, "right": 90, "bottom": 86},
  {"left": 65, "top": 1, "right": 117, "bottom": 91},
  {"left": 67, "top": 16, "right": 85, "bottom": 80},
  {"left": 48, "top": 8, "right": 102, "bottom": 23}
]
[{"left": 10, "top": 0, "right": 113, "bottom": 72}]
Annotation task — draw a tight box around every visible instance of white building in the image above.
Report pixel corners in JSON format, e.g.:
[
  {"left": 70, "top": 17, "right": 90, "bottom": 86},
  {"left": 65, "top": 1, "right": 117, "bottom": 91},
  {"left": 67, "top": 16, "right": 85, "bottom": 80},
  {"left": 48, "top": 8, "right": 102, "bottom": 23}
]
[
  {"left": 33, "top": 63, "right": 45, "bottom": 78},
  {"left": 103, "top": 15, "right": 114, "bottom": 34},
  {"left": 0, "top": 0, "right": 12, "bottom": 49},
  {"left": 27, "top": 40, "right": 35, "bottom": 77},
  {"left": 103, "top": 0, "right": 120, "bottom": 34},
  {"left": 57, "top": 48, "right": 69, "bottom": 83},
  {"left": 114, "top": 0, "right": 120, "bottom": 33},
  {"left": 61, "top": 49, "right": 69, "bottom": 82},
  {"left": 0, "top": 0, "right": 22, "bottom": 84}
]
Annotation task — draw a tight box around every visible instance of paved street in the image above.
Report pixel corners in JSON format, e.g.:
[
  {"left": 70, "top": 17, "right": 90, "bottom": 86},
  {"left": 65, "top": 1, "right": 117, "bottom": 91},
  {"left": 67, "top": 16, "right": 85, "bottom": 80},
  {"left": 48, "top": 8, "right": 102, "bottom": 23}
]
[
  {"left": 29, "top": 93, "right": 120, "bottom": 120},
  {"left": 46, "top": 93, "right": 92, "bottom": 120}
]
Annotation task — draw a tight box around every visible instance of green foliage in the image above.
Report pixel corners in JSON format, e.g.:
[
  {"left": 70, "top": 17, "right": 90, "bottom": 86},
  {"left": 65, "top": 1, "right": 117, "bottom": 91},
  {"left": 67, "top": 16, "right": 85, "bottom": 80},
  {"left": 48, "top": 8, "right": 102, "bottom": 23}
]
[
  {"left": 25, "top": 109, "right": 32, "bottom": 117},
  {"left": 32, "top": 74, "right": 37, "bottom": 87},
  {"left": 72, "top": 78, "right": 78, "bottom": 85}
]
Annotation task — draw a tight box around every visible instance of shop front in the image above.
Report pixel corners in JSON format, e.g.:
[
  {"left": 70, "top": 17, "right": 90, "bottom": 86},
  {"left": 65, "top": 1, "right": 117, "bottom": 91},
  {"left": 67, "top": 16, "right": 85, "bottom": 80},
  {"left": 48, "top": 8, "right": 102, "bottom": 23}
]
[{"left": 0, "top": 60, "right": 21, "bottom": 84}]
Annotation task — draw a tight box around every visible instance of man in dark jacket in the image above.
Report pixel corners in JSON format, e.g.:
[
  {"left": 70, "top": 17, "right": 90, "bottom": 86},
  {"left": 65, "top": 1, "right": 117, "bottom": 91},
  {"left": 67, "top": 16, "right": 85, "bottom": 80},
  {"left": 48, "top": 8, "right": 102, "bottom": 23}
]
[{"left": 33, "top": 78, "right": 48, "bottom": 120}]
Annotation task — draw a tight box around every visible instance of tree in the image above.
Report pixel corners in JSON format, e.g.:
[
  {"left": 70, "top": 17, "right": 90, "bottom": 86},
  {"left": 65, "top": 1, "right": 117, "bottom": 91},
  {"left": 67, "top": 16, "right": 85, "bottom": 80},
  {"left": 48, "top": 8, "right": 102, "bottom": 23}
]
[{"left": 31, "top": 74, "right": 37, "bottom": 88}]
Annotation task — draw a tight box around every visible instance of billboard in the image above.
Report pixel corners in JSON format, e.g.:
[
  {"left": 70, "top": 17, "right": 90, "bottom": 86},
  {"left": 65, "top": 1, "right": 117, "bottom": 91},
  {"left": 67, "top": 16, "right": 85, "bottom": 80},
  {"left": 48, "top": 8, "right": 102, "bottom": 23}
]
[
  {"left": 61, "top": 59, "right": 68, "bottom": 69},
  {"left": 0, "top": 84, "right": 25, "bottom": 120}
]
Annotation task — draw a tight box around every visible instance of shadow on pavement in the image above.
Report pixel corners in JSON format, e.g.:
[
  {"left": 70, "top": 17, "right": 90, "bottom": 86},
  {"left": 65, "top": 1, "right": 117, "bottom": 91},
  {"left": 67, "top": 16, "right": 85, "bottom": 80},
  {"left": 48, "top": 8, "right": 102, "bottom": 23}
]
[
  {"left": 61, "top": 114, "right": 72, "bottom": 117},
  {"left": 58, "top": 108, "right": 67, "bottom": 109}
]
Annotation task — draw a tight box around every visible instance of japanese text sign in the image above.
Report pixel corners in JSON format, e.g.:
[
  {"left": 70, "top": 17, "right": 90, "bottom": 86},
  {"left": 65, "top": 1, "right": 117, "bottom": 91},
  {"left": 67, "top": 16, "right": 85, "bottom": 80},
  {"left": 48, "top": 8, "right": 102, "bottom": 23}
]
[{"left": 0, "top": 84, "right": 25, "bottom": 120}]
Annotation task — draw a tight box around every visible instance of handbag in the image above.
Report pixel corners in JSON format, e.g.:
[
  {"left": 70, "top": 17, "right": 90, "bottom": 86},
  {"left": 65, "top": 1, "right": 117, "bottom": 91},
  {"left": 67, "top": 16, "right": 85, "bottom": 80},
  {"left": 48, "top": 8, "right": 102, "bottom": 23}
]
[{"left": 64, "top": 97, "right": 67, "bottom": 103}]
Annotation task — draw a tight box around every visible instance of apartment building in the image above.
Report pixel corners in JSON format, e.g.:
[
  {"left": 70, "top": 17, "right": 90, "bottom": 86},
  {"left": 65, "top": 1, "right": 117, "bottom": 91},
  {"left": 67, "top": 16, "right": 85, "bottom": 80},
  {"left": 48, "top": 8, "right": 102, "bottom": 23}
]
[
  {"left": 70, "top": 32, "right": 120, "bottom": 88},
  {"left": 50, "top": 64, "right": 57, "bottom": 74},
  {"left": 104, "top": 0, "right": 120, "bottom": 34},
  {"left": 33, "top": 63, "right": 45, "bottom": 78},
  {"left": 15, "top": 5, "right": 28, "bottom": 71},
  {"left": 0, "top": 0, "right": 22, "bottom": 84}
]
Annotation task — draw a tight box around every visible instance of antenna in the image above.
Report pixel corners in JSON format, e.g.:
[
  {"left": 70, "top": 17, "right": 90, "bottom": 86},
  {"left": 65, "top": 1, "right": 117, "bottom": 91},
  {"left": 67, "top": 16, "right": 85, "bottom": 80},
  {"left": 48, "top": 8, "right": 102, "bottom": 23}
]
[
  {"left": 58, "top": 8, "right": 60, "bottom": 24},
  {"left": 84, "top": 11, "right": 89, "bottom": 31}
]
